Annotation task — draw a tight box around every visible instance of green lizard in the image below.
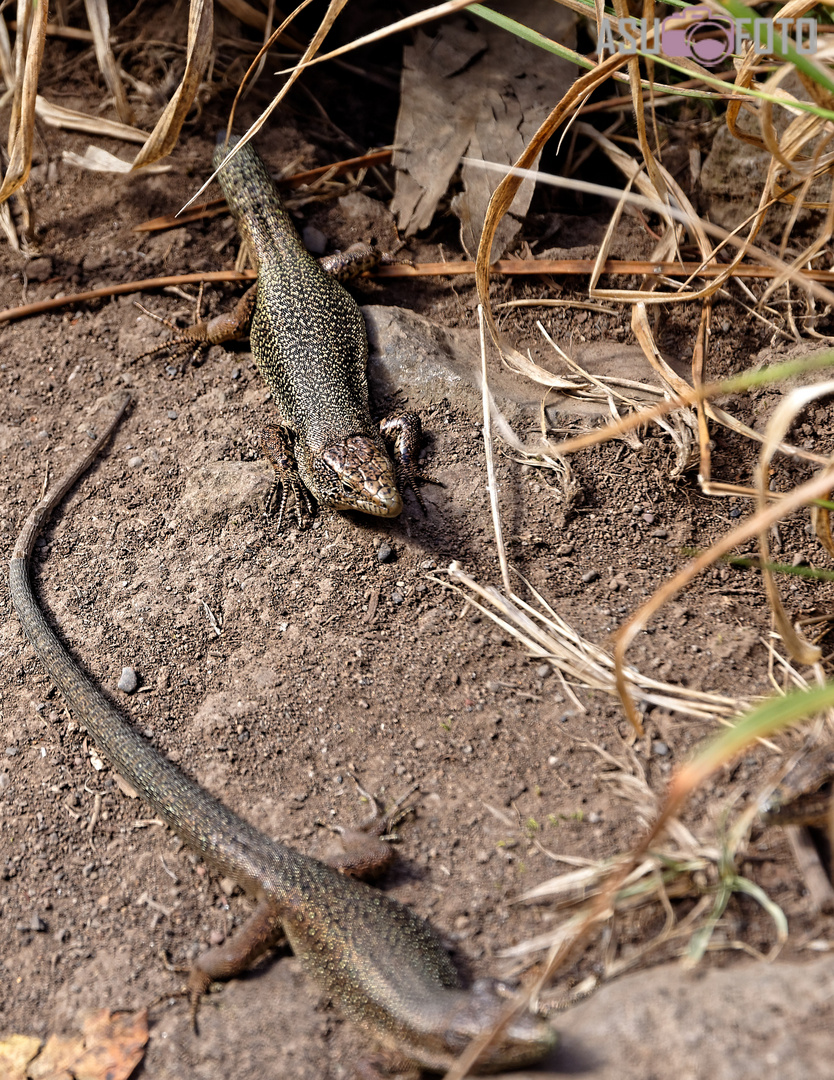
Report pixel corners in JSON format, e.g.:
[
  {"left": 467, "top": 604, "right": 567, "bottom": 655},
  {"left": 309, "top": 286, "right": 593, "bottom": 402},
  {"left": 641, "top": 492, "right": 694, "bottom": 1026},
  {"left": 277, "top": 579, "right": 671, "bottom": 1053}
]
[{"left": 143, "top": 136, "right": 436, "bottom": 529}]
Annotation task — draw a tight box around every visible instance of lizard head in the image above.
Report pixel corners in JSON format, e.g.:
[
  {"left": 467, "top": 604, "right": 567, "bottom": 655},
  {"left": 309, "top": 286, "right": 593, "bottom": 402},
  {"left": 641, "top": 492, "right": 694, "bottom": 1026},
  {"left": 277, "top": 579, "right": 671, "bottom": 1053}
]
[{"left": 315, "top": 436, "right": 403, "bottom": 517}]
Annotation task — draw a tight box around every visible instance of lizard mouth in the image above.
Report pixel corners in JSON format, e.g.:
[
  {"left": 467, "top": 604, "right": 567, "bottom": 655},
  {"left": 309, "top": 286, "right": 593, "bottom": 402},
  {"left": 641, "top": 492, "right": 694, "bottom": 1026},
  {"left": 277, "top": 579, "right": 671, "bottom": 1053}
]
[{"left": 321, "top": 436, "right": 403, "bottom": 517}]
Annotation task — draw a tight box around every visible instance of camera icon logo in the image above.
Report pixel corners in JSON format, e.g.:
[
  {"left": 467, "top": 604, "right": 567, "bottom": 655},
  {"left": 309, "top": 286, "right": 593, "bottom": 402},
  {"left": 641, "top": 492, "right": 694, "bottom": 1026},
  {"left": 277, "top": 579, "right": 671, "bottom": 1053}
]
[{"left": 660, "top": 5, "right": 735, "bottom": 66}]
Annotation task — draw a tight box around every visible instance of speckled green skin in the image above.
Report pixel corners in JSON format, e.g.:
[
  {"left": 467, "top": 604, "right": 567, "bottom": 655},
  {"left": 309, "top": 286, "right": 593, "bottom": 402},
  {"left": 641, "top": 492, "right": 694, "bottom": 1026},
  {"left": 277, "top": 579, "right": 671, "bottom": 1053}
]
[
  {"left": 213, "top": 137, "right": 403, "bottom": 517},
  {"left": 9, "top": 408, "right": 556, "bottom": 1073}
]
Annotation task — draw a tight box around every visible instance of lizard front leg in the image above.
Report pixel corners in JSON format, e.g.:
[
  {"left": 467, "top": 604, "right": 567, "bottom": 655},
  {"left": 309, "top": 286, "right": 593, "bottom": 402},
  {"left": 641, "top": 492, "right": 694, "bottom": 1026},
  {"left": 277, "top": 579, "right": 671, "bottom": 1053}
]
[
  {"left": 261, "top": 424, "right": 316, "bottom": 531},
  {"left": 136, "top": 283, "right": 259, "bottom": 366},
  {"left": 379, "top": 413, "right": 443, "bottom": 513}
]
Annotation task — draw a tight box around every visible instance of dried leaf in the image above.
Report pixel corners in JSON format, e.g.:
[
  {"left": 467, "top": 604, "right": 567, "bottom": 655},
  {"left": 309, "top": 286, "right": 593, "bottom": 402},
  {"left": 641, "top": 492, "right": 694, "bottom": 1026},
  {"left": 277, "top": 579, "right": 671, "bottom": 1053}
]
[
  {"left": 392, "top": 1, "right": 576, "bottom": 259},
  {"left": 28, "top": 1009, "right": 148, "bottom": 1080},
  {"left": 0, "top": 1033, "right": 42, "bottom": 1080}
]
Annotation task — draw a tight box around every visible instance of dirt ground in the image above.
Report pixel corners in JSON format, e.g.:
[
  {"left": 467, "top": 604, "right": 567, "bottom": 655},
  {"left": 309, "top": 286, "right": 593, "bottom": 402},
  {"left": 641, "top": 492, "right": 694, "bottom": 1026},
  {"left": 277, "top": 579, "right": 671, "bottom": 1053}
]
[{"left": 2, "top": 12, "right": 834, "bottom": 1080}]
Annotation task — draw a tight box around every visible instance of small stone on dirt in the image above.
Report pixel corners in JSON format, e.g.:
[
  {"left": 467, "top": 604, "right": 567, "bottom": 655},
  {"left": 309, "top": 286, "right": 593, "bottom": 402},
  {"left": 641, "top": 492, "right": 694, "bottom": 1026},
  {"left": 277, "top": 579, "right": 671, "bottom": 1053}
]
[
  {"left": 26, "top": 257, "right": 53, "bottom": 281},
  {"left": 377, "top": 542, "right": 395, "bottom": 563},
  {"left": 118, "top": 667, "right": 138, "bottom": 694}
]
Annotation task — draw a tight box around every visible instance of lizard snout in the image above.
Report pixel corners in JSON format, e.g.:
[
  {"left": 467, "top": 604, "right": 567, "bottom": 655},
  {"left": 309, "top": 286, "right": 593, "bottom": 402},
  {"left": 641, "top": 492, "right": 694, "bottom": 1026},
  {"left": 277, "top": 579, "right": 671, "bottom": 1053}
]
[{"left": 321, "top": 437, "right": 403, "bottom": 517}]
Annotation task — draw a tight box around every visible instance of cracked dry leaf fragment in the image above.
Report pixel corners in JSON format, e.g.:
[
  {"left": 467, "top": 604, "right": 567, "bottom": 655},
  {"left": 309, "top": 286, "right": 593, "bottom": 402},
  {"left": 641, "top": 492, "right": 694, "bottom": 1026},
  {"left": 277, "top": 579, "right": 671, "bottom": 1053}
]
[
  {"left": 391, "top": 0, "right": 576, "bottom": 260},
  {"left": 27, "top": 1008, "right": 148, "bottom": 1080}
]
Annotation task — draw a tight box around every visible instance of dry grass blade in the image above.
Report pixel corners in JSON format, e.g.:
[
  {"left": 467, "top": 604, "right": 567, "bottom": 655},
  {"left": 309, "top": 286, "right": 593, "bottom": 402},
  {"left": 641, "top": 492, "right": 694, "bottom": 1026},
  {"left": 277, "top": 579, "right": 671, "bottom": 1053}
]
[
  {"left": 478, "top": 306, "right": 510, "bottom": 595},
  {"left": 0, "top": 0, "right": 48, "bottom": 207},
  {"left": 131, "top": 0, "right": 213, "bottom": 169},
  {"left": 0, "top": 13, "right": 13, "bottom": 87},
  {"left": 614, "top": 464, "right": 834, "bottom": 733},
  {"left": 63, "top": 146, "right": 171, "bottom": 174},
  {"left": 630, "top": 303, "right": 698, "bottom": 475},
  {"left": 274, "top": 0, "right": 480, "bottom": 75},
  {"left": 83, "top": 0, "right": 133, "bottom": 125},
  {"left": 473, "top": 161, "right": 834, "bottom": 311},
  {"left": 609, "top": 0, "right": 667, "bottom": 204},
  {"left": 756, "top": 383, "right": 834, "bottom": 666},
  {"left": 225, "top": 0, "right": 317, "bottom": 138},
  {"left": 438, "top": 563, "right": 740, "bottom": 722},
  {"left": 185, "top": 0, "right": 346, "bottom": 209},
  {"left": 474, "top": 50, "right": 630, "bottom": 366},
  {"left": 35, "top": 96, "right": 148, "bottom": 144}
]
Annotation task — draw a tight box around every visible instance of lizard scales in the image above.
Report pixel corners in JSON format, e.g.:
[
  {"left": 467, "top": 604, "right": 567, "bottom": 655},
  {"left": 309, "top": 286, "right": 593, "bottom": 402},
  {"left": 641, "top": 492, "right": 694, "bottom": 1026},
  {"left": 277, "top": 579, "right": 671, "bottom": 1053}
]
[{"left": 212, "top": 136, "right": 426, "bottom": 521}]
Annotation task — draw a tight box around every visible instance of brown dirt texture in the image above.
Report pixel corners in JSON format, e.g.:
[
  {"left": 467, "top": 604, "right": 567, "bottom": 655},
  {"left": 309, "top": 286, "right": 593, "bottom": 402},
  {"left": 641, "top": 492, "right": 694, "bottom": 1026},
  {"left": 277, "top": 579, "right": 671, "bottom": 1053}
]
[{"left": 2, "top": 15, "right": 834, "bottom": 1080}]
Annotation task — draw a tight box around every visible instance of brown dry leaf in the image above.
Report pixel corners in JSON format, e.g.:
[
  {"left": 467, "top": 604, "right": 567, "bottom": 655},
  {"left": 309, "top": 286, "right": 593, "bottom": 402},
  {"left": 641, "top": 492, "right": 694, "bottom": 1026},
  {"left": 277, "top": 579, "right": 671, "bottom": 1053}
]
[
  {"left": 131, "top": 0, "right": 213, "bottom": 168},
  {"left": 82, "top": 0, "right": 133, "bottom": 125},
  {"left": 27, "top": 1009, "right": 148, "bottom": 1080},
  {"left": 474, "top": 48, "right": 629, "bottom": 364},
  {"left": 0, "top": 0, "right": 48, "bottom": 207},
  {"left": 391, "top": 0, "right": 576, "bottom": 259},
  {"left": 0, "top": 1033, "right": 42, "bottom": 1080}
]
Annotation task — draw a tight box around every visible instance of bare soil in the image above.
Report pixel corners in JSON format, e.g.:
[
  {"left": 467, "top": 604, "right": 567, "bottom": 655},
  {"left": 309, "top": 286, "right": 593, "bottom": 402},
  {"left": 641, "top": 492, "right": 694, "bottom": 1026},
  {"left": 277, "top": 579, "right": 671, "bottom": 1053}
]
[{"left": 2, "top": 27, "right": 834, "bottom": 1080}]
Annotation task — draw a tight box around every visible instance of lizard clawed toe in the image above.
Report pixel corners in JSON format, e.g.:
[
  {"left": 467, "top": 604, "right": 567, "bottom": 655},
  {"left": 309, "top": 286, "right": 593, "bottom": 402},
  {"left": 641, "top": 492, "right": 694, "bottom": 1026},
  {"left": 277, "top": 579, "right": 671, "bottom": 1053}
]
[
  {"left": 261, "top": 424, "right": 316, "bottom": 531},
  {"left": 379, "top": 413, "right": 442, "bottom": 513}
]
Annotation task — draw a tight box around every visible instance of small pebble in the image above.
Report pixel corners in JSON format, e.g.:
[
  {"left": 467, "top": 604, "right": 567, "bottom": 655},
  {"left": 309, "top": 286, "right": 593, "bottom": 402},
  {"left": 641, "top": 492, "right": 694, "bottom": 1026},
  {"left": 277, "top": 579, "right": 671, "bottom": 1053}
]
[
  {"left": 581, "top": 570, "right": 600, "bottom": 584},
  {"left": 127, "top": 456, "right": 144, "bottom": 469},
  {"left": 25, "top": 256, "right": 53, "bottom": 282},
  {"left": 167, "top": 409, "right": 178, "bottom": 420},
  {"left": 536, "top": 663, "right": 553, "bottom": 679},
  {"left": 652, "top": 740, "right": 669, "bottom": 756},
  {"left": 0, "top": 773, "right": 9, "bottom": 791},
  {"left": 390, "top": 590, "right": 404, "bottom": 605},
  {"left": 377, "top": 542, "right": 395, "bottom": 563},
  {"left": 219, "top": 877, "right": 238, "bottom": 897},
  {"left": 421, "top": 559, "right": 437, "bottom": 570},
  {"left": 118, "top": 667, "right": 138, "bottom": 694},
  {"left": 588, "top": 811, "right": 602, "bottom": 824},
  {"left": 5, "top": 747, "right": 18, "bottom": 757},
  {"left": 650, "top": 528, "right": 668, "bottom": 539},
  {"left": 556, "top": 543, "right": 575, "bottom": 556},
  {"left": 642, "top": 512, "right": 655, "bottom": 525},
  {"left": 18, "top": 914, "right": 47, "bottom": 932},
  {"left": 302, "top": 226, "right": 327, "bottom": 254}
]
